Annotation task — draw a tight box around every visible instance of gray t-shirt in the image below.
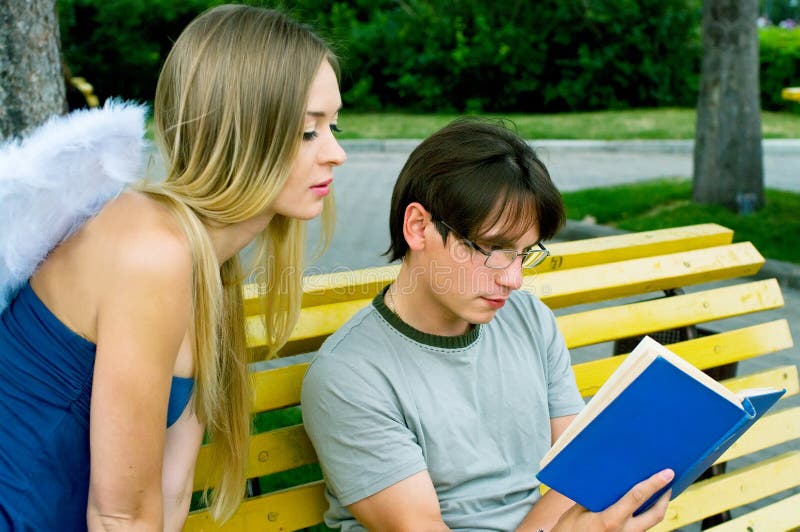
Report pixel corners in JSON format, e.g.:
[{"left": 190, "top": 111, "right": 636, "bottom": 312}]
[{"left": 301, "top": 288, "right": 584, "bottom": 531}]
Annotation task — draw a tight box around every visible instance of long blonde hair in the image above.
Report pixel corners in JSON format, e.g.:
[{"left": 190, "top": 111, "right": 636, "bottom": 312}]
[{"left": 138, "top": 4, "right": 336, "bottom": 521}]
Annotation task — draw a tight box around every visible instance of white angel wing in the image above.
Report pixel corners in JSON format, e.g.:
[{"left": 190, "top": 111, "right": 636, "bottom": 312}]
[{"left": 0, "top": 99, "right": 148, "bottom": 312}]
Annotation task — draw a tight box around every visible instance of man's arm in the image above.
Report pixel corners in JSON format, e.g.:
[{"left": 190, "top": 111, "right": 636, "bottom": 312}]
[
  {"left": 515, "top": 415, "right": 578, "bottom": 531},
  {"left": 517, "top": 415, "right": 673, "bottom": 532},
  {"left": 347, "top": 470, "right": 450, "bottom": 532}
]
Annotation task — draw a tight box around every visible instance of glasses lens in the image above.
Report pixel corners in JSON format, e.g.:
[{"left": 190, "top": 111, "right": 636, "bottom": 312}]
[
  {"left": 522, "top": 250, "right": 549, "bottom": 269},
  {"left": 485, "top": 250, "right": 517, "bottom": 269}
]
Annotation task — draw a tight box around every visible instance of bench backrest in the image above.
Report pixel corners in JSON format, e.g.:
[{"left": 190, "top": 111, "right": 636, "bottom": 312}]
[{"left": 185, "top": 224, "right": 799, "bottom": 531}]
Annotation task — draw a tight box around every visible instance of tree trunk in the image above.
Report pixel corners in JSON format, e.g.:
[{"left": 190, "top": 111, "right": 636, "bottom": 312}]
[
  {"left": 0, "top": 0, "right": 65, "bottom": 140},
  {"left": 693, "top": 0, "right": 764, "bottom": 212}
]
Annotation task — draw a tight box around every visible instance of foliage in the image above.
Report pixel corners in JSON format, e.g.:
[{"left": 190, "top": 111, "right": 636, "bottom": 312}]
[
  {"left": 58, "top": 1, "right": 800, "bottom": 114},
  {"left": 59, "top": 0, "right": 702, "bottom": 112},
  {"left": 59, "top": 0, "right": 224, "bottom": 103},
  {"left": 759, "top": 27, "right": 800, "bottom": 111}
]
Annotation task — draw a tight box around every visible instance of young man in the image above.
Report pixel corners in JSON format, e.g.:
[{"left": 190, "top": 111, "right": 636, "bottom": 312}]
[{"left": 301, "top": 118, "right": 673, "bottom": 531}]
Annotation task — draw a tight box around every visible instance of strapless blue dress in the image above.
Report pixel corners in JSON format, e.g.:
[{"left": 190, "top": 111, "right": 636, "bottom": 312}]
[{"left": 0, "top": 282, "right": 194, "bottom": 531}]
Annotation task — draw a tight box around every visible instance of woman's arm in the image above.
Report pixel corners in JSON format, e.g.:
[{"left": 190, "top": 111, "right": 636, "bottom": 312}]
[
  {"left": 87, "top": 232, "right": 193, "bottom": 530},
  {"left": 162, "top": 404, "right": 204, "bottom": 531}
]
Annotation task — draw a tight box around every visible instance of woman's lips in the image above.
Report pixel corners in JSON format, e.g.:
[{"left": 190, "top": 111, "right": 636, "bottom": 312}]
[{"left": 310, "top": 178, "right": 333, "bottom": 196}]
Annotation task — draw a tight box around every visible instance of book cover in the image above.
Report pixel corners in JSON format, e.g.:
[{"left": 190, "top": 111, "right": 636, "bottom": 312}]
[{"left": 536, "top": 336, "right": 785, "bottom": 513}]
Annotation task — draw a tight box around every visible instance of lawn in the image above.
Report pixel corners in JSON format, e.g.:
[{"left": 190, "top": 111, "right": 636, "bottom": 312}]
[
  {"left": 338, "top": 108, "right": 800, "bottom": 140},
  {"left": 561, "top": 178, "right": 800, "bottom": 264}
]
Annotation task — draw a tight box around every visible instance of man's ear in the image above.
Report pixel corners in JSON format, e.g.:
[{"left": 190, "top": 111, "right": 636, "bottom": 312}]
[{"left": 402, "top": 202, "right": 431, "bottom": 252}]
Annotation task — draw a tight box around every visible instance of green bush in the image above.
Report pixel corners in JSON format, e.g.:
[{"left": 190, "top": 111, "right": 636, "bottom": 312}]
[
  {"left": 59, "top": 0, "right": 703, "bottom": 112},
  {"left": 759, "top": 27, "right": 800, "bottom": 111},
  {"left": 59, "top": 0, "right": 223, "bottom": 104}
]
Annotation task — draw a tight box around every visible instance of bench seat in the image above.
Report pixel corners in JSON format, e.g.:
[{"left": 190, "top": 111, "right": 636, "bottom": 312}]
[{"left": 186, "top": 224, "right": 799, "bottom": 531}]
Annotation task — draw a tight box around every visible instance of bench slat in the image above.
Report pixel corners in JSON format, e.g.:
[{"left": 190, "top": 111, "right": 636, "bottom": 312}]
[
  {"left": 572, "top": 320, "right": 794, "bottom": 396},
  {"left": 651, "top": 451, "right": 800, "bottom": 531},
  {"left": 194, "top": 366, "right": 798, "bottom": 494},
  {"left": 724, "top": 365, "right": 800, "bottom": 395},
  {"left": 523, "top": 242, "right": 764, "bottom": 309},
  {"left": 704, "top": 492, "right": 800, "bottom": 532},
  {"left": 246, "top": 245, "right": 771, "bottom": 356},
  {"left": 251, "top": 364, "right": 308, "bottom": 412},
  {"left": 715, "top": 406, "right": 800, "bottom": 464},
  {"left": 246, "top": 325, "right": 795, "bottom": 414},
  {"left": 193, "top": 424, "right": 315, "bottom": 492},
  {"left": 245, "top": 224, "right": 734, "bottom": 311},
  {"left": 185, "top": 481, "right": 326, "bottom": 532},
  {"left": 559, "top": 279, "right": 784, "bottom": 349},
  {"left": 543, "top": 224, "right": 733, "bottom": 272}
]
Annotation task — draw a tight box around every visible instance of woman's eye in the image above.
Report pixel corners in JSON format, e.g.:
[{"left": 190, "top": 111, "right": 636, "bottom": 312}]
[
  {"left": 302, "top": 130, "right": 318, "bottom": 141},
  {"left": 330, "top": 123, "right": 343, "bottom": 134}
]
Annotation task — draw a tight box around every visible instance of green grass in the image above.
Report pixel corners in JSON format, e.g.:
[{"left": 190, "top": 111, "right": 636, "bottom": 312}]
[
  {"left": 338, "top": 108, "right": 800, "bottom": 140},
  {"left": 561, "top": 178, "right": 800, "bottom": 264}
]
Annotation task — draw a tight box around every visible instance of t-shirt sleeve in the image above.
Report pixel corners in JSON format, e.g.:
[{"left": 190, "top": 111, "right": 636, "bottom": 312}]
[
  {"left": 541, "top": 305, "right": 585, "bottom": 418},
  {"left": 301, "top": 354, "right": 428, "bottom": 507}
]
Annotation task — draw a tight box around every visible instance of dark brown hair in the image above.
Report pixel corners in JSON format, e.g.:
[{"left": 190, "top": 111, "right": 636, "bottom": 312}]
[{"left": 386, "top": 117, "right": 565, "bottom": 261}]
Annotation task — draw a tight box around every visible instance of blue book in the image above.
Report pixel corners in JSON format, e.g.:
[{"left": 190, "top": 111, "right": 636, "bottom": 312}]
[{"left": 536, "top": 336, "right": 785, "bottom": 513}]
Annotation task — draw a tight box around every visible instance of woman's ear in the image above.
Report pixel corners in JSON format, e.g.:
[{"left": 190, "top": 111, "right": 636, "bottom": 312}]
[{"left": 402, "top": 202, "right": 430, "bottom": 252}]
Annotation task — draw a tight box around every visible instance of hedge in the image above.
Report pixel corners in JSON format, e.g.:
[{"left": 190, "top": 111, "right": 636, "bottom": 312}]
[
  {"left": 759, "top": 27, "right": 800, "bottom": 110},
  {"left": 57, "top": 0, "right": 798, "bottom": 113}
]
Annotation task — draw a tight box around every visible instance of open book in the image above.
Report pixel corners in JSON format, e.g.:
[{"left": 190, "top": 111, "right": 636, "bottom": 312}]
[{"left": 537, "top": 336, "right": 785, "bottom": 513}]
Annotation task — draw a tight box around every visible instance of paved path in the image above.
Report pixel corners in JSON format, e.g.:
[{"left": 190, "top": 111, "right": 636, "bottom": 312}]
[{"left": 302, "top": 139, "right": 800, "bottom": 272}]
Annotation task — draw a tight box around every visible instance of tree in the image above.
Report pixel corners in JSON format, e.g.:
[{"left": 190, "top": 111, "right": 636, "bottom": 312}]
[
  {"left": 0, "top": 0, "right": 65, "bottom": 139},
  {"left": 693, "top": 0, "right": 764, "bottom": 212}
]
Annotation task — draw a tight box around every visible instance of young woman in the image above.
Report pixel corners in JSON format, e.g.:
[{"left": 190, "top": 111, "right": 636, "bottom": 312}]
[{"left": 0, "top": 5, "right": 345, "bottom": 530}]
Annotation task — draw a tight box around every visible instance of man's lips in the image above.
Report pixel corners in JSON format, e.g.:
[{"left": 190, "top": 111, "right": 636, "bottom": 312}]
[{"left": 481, "top": 296, "right": 507, "bottom": 309}]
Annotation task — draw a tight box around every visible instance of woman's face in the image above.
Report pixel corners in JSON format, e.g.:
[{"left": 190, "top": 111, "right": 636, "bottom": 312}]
[{"left": 268, "top": 60, "right": 346, "bottom": 220}]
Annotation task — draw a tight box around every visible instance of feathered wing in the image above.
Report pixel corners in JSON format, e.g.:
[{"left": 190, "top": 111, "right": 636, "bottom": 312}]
[{"left": 0, "top": 100, "right": 149, "bottom": 312}]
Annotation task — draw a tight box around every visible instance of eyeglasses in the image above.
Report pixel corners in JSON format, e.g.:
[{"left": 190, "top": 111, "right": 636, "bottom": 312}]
[{"left": 437, "top": 220, "right": 550, "bottom": 270}]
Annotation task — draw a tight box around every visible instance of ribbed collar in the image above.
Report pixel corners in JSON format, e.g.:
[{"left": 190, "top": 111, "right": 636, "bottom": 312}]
[{"left": 372, "top": 285, "right": 481, "bottom": 349}]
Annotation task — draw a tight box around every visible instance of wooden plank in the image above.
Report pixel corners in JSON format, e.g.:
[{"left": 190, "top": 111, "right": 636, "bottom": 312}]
[
  {"left": 544, "top": 224, "right": 733, "bottom": 273},
  {"left": 196, "top": 406, "right": 800, "bottom": 491},
  {"left": 243, "top": 224, "right": 735, "bottom": 312},
  {"left": 572, "top": 321, "right": 794, "bottom": 396},
  {"left": 559, "top": 279, "right": 784, "bottom": 349},
  {"left": 651, "top": 451, "right": 800, "bottom": 531},
  {"left": 196, "top": 364, "right": 796, "bottom": 492},
  {"left": 246, "top": 247, "right": 772, "bottom": 355},
  {"left": 523, "top": 242, "right": 765, "bottom": 309},
  {"left": 725, "top": 365, "right": 800, "bottom": 396},
  {"left": 252, "top": 363, "right": 308, "bottom": 412},
  {"left": 704, "top": 492, "right": 800, "bottom": 532},
  {"left": 185, "top": 481, "right": 326, "bottom": 532},
  {"left": 194, "top": 424, "right": 316, "bottom": 492},
  {"left": 715, "top": 406, "right": 800, "bottom": 464},
  {"left": 245, "top": 333, "right": 796, "bottom": 418},
  {"left": 246, "top": 299, "right": 368, "bottom": 356}
]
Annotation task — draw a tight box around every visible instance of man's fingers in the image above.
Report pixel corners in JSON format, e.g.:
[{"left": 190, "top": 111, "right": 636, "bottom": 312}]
[
  {"left": 625, "top": 489, "right": 672, "bottom": 532},
  {"left": 603, "top": 469, "right": 675, "bottom": 525}
]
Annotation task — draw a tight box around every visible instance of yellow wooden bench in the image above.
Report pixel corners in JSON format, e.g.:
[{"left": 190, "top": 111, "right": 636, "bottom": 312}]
[{"left": 185, "top": 223, "right": 799, "bottom": 531}]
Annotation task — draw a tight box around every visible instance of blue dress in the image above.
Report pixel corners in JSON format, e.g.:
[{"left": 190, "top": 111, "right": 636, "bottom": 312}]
[{"left": 0, "top": 282, "right": 194, "bottom": 531}]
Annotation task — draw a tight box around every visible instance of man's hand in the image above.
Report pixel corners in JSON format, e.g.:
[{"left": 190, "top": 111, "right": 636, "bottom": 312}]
[{"left": 553, "top": 469, "right": 674, "bottom": 532}]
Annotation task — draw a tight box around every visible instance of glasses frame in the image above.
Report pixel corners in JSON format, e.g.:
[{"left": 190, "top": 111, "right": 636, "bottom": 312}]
[{"left": 436, "top": 219, "right": 550, "bottom": 270}]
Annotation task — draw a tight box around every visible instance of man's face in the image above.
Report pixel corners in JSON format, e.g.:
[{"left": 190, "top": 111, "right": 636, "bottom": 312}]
[{"left": 415, "top": 215, "right": 541, "bottom": 335}]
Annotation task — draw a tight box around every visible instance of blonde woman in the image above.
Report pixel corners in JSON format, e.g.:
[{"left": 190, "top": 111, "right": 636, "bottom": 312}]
[{"left": 0, "top": 5, "right": 344, "bottom": 530}]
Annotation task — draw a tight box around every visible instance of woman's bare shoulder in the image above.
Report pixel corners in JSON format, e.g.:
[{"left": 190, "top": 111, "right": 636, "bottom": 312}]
[{"left": 94, "top": 191, "right": 194, "bottom": 285}]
